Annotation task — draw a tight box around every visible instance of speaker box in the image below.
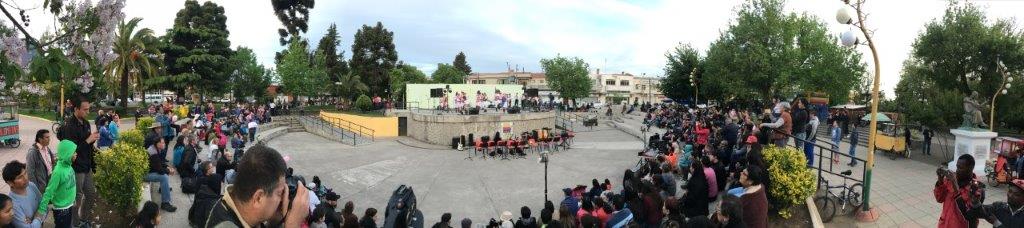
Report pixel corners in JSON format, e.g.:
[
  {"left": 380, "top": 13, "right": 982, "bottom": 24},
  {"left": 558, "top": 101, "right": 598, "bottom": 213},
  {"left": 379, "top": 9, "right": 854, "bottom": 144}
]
[
  {"left": 507, "top": 107, "right": 520, "bottom": 114},
  {"left": 451, "top": 137, "right": 460, "bottom": 149},
  {"left": 430, "top": 88, "right": 443, "bottom": 98},
  {"left": 468, "top": 108, "right": 480, "bottom": 115},
  {"left": 526, "top": 89, "right": 539, "bottom": 97},
  {"left": 460, "top": 135, "right": 466, "bottom": 147}
]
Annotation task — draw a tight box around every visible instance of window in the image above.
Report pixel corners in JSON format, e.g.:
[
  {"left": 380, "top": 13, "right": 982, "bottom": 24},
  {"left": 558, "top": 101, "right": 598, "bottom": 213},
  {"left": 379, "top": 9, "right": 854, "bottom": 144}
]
[
  {"left": 605, "top": 80, "right": 615, "bottom": 85},
  {"left": 620, "top": 80, "right": 630, "bottom": 86},
  {"left": 471, "top": 80, "right": 485, "bottom": 84}
]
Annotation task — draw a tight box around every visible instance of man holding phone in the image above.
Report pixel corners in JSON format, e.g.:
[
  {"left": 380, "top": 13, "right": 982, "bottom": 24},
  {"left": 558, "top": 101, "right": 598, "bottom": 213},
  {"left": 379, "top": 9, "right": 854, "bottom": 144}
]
[
  {"left": 58, "top": 97, "right": 100, "bottom": 228},
  {"left": 934, "top": 154, "right": 985, "bottom": 228}
]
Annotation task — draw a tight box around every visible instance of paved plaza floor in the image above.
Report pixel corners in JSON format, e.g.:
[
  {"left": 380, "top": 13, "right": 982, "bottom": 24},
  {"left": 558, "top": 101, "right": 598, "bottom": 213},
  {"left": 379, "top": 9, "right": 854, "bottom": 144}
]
[{"left": 0, "top": 114, "right": 1016, "bottom": 227}]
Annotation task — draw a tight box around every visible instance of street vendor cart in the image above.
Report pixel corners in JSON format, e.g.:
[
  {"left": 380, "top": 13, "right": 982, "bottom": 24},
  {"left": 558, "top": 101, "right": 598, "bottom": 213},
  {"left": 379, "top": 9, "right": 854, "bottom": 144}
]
[{"left": 0, "top": 102, "right": 20, "bottom": 148}]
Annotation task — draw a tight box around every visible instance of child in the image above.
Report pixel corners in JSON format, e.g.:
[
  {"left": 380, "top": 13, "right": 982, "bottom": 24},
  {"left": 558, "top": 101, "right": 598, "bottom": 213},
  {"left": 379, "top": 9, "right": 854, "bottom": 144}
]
[
  {"left": 133, "top": 201, "right": 161, "bottom": 228},
  {"left": 36, "top": 140, "right": 78, "bottom": 227},
  {"left": 3, "top": 161, "right": 44, "bottom": 227}
]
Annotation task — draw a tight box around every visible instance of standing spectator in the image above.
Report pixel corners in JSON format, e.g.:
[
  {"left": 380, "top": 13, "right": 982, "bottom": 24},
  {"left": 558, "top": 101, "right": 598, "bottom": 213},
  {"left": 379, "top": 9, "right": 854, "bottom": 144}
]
[
  {"left": 759, "top": 103, "right": 791, "bottom": 148},
  {"left": 838, "top": 109, "right": 850, "bottom": 138},
  {"left": 829, "top": 122, "right": 842, "bottom": 165},
  {"left": 144, "top": 138, "right": 177, "bottom": 212},
  {"left": 904, "top": 126, "right": 913, "bottom": 153},
  {"left": 108, "top": 114, "right": 120, "bottom": 145},
  {"left": 156, "top": 109, "right": 175, "bottom": 147},
  {"left": 36, "top": 140, "right": 78, "bottom": 228},
  {"left": 934, "top": 154, "right": 985, "bottom": 228},
  {"left": 25, "top": 130, "right": 55, "bottom": 192},
  {"left": 560, "top": 188, "right": 579, "bottom": 217},
  {"left": 848, "top": 123, "right": 860, "bottom": 166},
  {"left": 57, "top": 97, "right": 98, "bottom": 227},
  {"left": 923, "top": 127, "right": 934, "bottom": 156},
  {"left": 803, "top": 110, "right": 819, "bottom": 167},
  {"left": 790, "top": 98, "right": 808, "bottom": 149},
  {"left": 3, "top": 161, "right": 45, "bottom": 227},
  {"left": 360, "top": 208, "right": 378, "bottom": 228},
  {"left": 247, "top": 118, "right": 258, "bottom": 142}
]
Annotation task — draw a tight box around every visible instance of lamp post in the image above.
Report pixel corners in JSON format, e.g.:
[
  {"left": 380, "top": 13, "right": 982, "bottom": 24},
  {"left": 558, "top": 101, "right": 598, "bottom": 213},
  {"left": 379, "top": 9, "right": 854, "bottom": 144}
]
[
  {"left": 990, "top": 59, "right": 1015, "bottom": 131},
  {"left": 836, "top": 0, "right": 881, "bottom": 221},
  {"left": 539, "top": 152, "right": 550, "bottom": 202}
]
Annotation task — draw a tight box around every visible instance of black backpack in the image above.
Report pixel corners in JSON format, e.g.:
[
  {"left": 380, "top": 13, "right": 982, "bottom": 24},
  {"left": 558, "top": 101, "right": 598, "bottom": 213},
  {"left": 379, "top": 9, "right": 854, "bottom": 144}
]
[
  {"left": 181, "top": 176, "right": 200, "bottom": 194},
  {"left": 188, "top": 185, "right": 220, "bottom": 226}
]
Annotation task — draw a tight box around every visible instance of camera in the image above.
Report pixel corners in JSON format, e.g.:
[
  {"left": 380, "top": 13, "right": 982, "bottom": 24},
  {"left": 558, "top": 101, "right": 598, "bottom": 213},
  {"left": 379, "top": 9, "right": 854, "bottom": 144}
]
[{"left": 285, "top": 167, "right": 306, "bottom": 201}]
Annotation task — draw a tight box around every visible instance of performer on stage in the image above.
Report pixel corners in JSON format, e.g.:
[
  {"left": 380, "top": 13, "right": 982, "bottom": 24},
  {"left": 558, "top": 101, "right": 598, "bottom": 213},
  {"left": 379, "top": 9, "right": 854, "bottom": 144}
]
[{"left": 440, "top": 90, "right": 449, "bottom": 111}]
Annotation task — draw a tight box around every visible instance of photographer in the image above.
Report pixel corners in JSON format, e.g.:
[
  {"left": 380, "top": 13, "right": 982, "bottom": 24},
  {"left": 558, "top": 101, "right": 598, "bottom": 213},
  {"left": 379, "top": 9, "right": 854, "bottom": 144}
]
[
  {"left": 976, "top": 179, "right": 1024, "bottom": 227},
  {"left": 205, "top": 145, "right": 309, "bottom": 227},
  {"left": 933, "top": 154, "right": 984, "bottom": 228}
]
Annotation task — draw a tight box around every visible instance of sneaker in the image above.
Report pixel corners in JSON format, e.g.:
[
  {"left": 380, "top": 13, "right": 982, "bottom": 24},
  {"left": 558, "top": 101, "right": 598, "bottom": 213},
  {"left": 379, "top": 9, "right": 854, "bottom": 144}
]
[
  {"left": 161, "top": 202, "right": 178, "bottom": 212},
  {"left": 848, "top": 161, "right": 857, "bottom": 167},
  {"left": 76, "top": 221, "right": 92, "bottom": 228}
]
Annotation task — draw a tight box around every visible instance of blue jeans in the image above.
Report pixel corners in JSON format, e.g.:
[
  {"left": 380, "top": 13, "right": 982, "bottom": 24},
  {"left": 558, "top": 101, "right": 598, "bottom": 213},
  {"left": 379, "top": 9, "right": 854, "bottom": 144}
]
[
  {"left": 794, "top": 132, "right": 806, "bottom": 149},
  {"left": 144, "top": 173, "right": 171, "bottom": 203},
  {"left": 54, "top": 208, "right": 73, "bottom": 227},
  {"left": 848, "top": 141, "right": 858, "bottom": 163}
]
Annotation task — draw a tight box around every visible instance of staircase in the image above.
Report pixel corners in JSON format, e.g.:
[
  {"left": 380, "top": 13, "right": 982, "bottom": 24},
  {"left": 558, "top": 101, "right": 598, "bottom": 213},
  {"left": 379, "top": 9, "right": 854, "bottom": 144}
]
[
  {"left": 296, "top": 115, "right": 373, "bottom": 146},
  {"left": 282, "top": 116, "right": 304, "bottom": 132}
]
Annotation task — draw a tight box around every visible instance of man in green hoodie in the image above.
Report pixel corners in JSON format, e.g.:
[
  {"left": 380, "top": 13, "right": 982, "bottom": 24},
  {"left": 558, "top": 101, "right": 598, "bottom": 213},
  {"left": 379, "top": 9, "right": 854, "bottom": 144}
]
[{"left": 36, "top": 140, "right": 77, "bottom": 227}]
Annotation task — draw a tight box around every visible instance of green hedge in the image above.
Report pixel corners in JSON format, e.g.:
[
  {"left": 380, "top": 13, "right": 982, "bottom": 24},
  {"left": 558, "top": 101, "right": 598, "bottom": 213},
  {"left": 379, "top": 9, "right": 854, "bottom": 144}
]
[
  {"left": 356, "top": 94, "right": 372, "bottom": 112},
  {"left": 763, "top": 145, "right": 816, "bottom": 218},
  {"left": 95, "top": 142, "right": 149, "bottom": 216},
  {"left": 135, "top": 117, "right": 155, "bottom": 133},
  {"left": 117, "top": 129, "right": 145, "bottom": 149}
]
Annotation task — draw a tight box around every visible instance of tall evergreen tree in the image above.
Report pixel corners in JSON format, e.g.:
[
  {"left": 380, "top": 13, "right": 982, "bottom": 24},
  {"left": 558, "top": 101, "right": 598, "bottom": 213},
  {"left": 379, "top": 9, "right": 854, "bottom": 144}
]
[
  {"left": 271, "top": 0, "right": 315, "bottom": 45},
  {"left": 453, "top": 51, "right": 471, "bottom": 75},
  {"left": 155, "top": 0, "right": 233, "bottom": 98},
  {"left": 230, "top": 47, "right": 270, "bottom": 102},
  {"left": 350, "top": 22, "right": 398, "bottom": 98},
  {"left": 316, "top": 23, "right": 348, "bottom": 84},
  {"left": 431, "top": 63, "right": 466, "bottom": 84}
]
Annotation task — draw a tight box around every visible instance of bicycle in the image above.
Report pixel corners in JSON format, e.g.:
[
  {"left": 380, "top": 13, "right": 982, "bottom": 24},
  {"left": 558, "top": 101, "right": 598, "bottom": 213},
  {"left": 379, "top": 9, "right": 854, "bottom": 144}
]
[{"left": 814, "top": 170, "right": 863, "bottom": 223}]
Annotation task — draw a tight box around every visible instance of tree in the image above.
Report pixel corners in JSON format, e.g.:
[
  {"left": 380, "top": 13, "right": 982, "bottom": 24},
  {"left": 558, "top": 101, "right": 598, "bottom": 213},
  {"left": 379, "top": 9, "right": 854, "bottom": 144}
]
[
  {"left": 277, "top": 38, "right": 325, "bottom": 98},
  {"left": 453, "top": 51, "right": 471, "bottom": 75},
  {"left": 661, "top": 44, "right": 703, "bottom": 102},
  {"left": 229, "top": 47, "right": 270, "bottom": 102},
  {"left": 898, "top": 1, "right": 1024, "bottom": 128},
  {"left": 350, "top": 22, "right": 398, "bottom": 98},
  {"left": 271, "top": 0, "right": 315, "bottom": 45},
  {"left": 154, "top": 0, "right": 233, "bottom": 98},
  {"left": 389, "top": 64, "right": 428, "bottom": 104},
  {"left": 431, "top": 63, "right": 466, "bottom": 84},
  {"left": 105, "top": 17, "right": 162, "bottom": 111},
  {"left": 540, "top": 56, "right": 592, "bottom": 101},
  {"left": 316, "top": 23, "right": 348, "bottom": 84},
  {"left": 336, "top": 72, "right": 369, "bottom": 102},
  {"left": 702, "top": 0, "right": 864, "bottom": 103}
]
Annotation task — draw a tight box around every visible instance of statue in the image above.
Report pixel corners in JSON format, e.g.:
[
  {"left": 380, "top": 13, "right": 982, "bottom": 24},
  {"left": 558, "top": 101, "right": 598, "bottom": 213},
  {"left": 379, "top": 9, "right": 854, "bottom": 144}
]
[{"left": 961, "top": 91, "right": 988, "bottom": 130}]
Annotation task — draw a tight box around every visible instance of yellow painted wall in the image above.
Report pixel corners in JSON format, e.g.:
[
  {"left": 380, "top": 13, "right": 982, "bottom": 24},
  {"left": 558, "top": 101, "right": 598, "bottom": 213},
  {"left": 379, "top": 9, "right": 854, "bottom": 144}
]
[{"left": 320, "top": 111, "right": 399, "bottom": 137}]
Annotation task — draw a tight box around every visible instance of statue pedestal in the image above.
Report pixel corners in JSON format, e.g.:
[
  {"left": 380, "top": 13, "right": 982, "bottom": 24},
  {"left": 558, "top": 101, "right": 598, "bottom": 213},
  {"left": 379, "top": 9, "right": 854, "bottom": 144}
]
[{"left": 947, "top": 129, "right": 998, "bottom": 177}]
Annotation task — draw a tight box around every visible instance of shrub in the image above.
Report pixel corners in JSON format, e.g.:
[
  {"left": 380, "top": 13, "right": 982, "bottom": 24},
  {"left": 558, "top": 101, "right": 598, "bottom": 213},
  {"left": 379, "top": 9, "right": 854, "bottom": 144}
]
[
  {"left": 117, "top": 129, "right": 145, "bottom": 148},
  {"left": 94, "top": 142, "right": 149, "bottom": 216},
  {"left": 355, "top": 94, "right": 372, "bottom": 112},
  {"left": 762, "top": 145, "right": 816, "bottom": 218},
  {"left": 135, "top": 117, "right": 155, "bottom": 133}
]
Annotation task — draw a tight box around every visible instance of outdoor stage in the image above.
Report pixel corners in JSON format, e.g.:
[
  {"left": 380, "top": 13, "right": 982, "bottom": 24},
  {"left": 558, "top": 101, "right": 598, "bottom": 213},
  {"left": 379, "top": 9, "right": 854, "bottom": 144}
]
[{"left": 395, "top": 109, "right": 556, "bottom": 146}]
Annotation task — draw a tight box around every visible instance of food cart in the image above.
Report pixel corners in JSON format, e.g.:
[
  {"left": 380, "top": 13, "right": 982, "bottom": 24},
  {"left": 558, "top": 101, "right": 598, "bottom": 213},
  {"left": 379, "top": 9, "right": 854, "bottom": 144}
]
[
  {"left": 0, "top": 102, "right": 20, "bottom": 148},
  {"left": 865, "top": 112, "right": 907, "bottom": 159}
]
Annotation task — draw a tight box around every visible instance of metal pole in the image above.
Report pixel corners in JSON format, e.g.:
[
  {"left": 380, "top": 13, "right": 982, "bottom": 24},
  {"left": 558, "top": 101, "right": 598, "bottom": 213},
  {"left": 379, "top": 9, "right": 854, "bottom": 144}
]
[
  {"left": 544, "top": 160, "right": 549, "bottom": 202},
  {"left": 852, "top": 0, "right": 881, "bottom": 219}
]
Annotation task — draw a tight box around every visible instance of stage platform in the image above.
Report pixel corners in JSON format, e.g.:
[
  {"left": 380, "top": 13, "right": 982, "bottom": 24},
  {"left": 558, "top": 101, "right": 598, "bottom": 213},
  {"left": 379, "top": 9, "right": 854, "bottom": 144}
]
[{"left": 393, "top": 109, "right": 556, "bottom": 146}]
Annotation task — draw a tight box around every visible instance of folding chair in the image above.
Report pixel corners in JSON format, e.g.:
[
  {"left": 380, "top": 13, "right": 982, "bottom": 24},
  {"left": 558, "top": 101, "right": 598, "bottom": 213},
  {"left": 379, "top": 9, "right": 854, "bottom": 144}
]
[{"left": 552, "top": 136, "right": 562, "bottom": 152}]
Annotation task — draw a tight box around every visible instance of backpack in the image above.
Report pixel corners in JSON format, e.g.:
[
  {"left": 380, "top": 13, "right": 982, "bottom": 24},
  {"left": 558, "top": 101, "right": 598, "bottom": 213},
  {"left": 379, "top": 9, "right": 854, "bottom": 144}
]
[
  {"left": 188, "top": 185, "right": 220, "bottom": 226},
  {"left": 181, "top": 176, "right": 200, "bottom": 194}
]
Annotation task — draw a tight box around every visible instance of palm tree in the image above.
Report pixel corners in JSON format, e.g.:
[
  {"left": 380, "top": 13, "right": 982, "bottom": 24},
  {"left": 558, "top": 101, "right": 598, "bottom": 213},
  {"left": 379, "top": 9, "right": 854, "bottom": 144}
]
[
  {"left": 104, "top": 17, "right": 162, "bottom": 111},
  {"left": 336, "top": 72, "right": 369, "bottom": 102}
]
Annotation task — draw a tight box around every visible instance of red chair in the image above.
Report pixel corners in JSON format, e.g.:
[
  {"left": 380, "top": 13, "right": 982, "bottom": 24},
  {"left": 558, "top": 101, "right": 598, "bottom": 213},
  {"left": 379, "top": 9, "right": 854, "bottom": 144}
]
[
  {"left": 566, "top": 131, "right": 575, "bottom": 147},
  {"left": 474, "top": 141, "right": 485, "bottom": 156},
  {"left": 528, "top": 138, "right": 538, "bottom": 154}
]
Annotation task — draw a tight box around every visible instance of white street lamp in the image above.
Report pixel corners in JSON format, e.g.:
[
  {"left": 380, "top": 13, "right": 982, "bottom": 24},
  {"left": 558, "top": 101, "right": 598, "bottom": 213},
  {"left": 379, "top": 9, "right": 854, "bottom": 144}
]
[
  {"left": 836, "top": 6, "right": 854, "bottom": 24},
  {"left": 841, "top": 30, "right": 859, "bottom": 47}
]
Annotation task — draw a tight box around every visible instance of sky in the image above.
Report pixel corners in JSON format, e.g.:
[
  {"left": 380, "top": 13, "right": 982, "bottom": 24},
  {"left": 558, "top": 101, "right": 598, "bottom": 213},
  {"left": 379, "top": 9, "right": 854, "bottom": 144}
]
[{"left": 8, "top": 0, "right": 1024, "bottom": 97}]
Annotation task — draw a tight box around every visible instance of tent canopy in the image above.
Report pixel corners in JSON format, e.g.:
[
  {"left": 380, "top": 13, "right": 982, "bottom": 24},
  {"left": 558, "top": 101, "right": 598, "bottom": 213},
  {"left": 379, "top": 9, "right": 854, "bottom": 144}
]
[
  {"left": 831, "top": 104, "right": 866, "bottom": 110},
  {"left": 861, "top": 112, "right": 892, "bottom": 122}
]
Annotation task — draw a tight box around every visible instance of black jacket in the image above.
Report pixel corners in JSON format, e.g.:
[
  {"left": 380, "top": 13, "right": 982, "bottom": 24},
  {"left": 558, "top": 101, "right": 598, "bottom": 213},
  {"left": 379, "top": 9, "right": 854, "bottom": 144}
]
[
  {"left": 59, "top": 116, "right": 96, "bottom": 173},
  {"left": 148, "top": 152, "right": 170, "bottom": 175},
  {"left": 204, "top": 197, "right": 246, "bottom": 227},
  {"left": 792, "top": 109, "right": 808, "bottom": 135}
]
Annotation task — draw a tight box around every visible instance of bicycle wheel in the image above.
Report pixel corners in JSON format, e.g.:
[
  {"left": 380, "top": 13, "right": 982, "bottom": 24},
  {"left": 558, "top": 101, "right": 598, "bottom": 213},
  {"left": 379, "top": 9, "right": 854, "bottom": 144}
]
[
  {"left": 848, "top": 183, "right": 864, "bottom": 208},
  {"left": 814, "top": 195, "right": 836, "bottom": 223},
  {"left": 51, "top": 122, "right": 61, "bottom": 135}
]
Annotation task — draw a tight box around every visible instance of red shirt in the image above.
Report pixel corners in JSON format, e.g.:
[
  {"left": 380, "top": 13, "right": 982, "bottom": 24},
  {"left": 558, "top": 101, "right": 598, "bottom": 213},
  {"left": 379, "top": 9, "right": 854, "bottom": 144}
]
[
  {"left": 933, "top": 176, "right": 984, "bottom": 228},
  {"left": 695, "top": 126, "right": 710, "bottom": 145}
]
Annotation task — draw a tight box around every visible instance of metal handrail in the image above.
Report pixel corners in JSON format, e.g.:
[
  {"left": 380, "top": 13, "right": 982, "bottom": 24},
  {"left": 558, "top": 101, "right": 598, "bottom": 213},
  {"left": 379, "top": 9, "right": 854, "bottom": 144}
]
[
  {"left": 297, "top": 115, "right": 358, "bottom": 145},
  {"left": 318, "top": 111, "right": 376, "bottom": 142},
  {"left": 766, "top": 128, "right": 867, "bottom": 188}
]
